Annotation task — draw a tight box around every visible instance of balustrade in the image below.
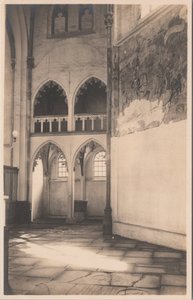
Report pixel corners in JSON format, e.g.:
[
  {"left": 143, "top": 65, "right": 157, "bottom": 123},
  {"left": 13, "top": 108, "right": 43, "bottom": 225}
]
[
  {"left": 32, "top": 114, "right": 106, "bottom": 134},
  {"left": 32, "top": 116, "right": 68, "bottom": 133},
  {"left": 75, "top": 114, "right": 107, "bottom": 132}
]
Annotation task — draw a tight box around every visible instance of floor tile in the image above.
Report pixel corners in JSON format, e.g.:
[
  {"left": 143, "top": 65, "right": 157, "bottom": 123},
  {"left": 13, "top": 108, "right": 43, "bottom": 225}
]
[
  {"left": 125, "top": 251, "right": 152, "bottom": 258},
  {"left": 160, "top": 285, "right": 186, "bottom": 295},
  {"left": 71, "top": 272, "right": 111, "bottom": 286},
  {"left": 135, "top": 266, "right": 166, "bottom": 274},
  {"left": 111, "top": 273, "right": 141, "bottom": 287},
  {"left": 22, "top": 267, "right": 65, "bottom": 279},
  {"left": 161, "top": 274, "right": 186, "bottom": 286},
  {"left": 154, "top": 251, "right": 182, "bottom": 258},
  {"left": 54, "top": 270, "right": 91, "bottom": 282},
  {"left": 135, "top": 274, "right": 160, "bottom": 288}
]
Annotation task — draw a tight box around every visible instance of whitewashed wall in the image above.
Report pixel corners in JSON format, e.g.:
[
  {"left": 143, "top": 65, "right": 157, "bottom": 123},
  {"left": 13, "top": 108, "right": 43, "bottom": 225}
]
[{"left": 111, "top": 121, "right": 186, "bottom": 250}]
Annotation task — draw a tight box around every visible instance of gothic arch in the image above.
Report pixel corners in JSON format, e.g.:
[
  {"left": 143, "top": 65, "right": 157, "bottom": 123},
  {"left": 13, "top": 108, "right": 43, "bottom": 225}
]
[
  {"left": 32, "top": 141, "right": 68, "bottom": 176},
  {"left": 33, "top": 80, "right": 68, "bottom": 116},
  {"left": 73, "top": 76, "right": 107, "bottom": 114},
  {"left": 72, "top": 138, "right": 106, "bottom": 171}
]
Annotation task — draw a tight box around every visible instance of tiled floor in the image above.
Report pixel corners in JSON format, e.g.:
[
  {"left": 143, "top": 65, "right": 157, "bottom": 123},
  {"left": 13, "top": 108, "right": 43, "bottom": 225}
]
[{"left": 7, "top": 221, "right": 186, "bottom": 295}]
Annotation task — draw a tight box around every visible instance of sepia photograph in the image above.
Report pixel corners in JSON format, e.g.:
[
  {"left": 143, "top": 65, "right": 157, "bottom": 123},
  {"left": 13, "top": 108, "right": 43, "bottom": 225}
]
[{"left": 1, "top": 0, "right": 191, "bottom": 299}]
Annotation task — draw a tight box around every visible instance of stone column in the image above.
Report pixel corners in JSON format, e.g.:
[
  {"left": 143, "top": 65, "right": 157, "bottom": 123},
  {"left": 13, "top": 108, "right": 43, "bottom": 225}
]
[
  {"left": 67, "top": 92, "right": 73, "bottom": 132},
  {"left": 26, "top": 55, "right": 34, "bottom": 202},
  {"left": 10, "top": 58, "right": 16, "bottom": 167},
  {"left": 42, "top": 174, "right": 50, "bottom": 216},
  {"left": 66, "top": 162, "right": 75, "bottom": 222},
  {"left": 80, "top": 175, "right": 85, "bottom": 200},
  {"left": 17, "top": 7, "right": 35, "bottom": 223},
  {"left": 8, "top": 58, "right": 16, "bottom": 216},
  {"left": 103, "top": 5, "right": 113, "bottom": 236}
]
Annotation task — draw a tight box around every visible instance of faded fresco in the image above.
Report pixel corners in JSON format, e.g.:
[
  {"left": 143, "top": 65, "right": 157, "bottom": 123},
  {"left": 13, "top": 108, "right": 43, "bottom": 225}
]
[{"left": 113, "top": 5, "right": 187, "bottom": 136}]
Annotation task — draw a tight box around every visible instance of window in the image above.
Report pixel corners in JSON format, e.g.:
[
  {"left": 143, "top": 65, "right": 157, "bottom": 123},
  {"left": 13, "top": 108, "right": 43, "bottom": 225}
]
[
  {"left": 58, "top": 154, "right": 68, "bottom": 177},
  {"left": 79, "top": 5, "right": 94, "bottom": 31},
  {"left": 48, "top": 4, "right": 95, "bottom": 38},
  {"left": 52, "top": 5, "right": 68, "bottom": 36},
  {"left": 94, "top": 151, "right": 106, "bottom": 178}
]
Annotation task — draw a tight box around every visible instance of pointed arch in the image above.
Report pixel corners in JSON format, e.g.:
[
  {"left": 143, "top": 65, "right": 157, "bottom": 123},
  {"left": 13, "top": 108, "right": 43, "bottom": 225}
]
[
  {"left": 74, "top": 76, "right": 107, "bottom": 115},
  {"left": 32, "top": 141, "right": 68, "bottom": 176},
  {"left": 33, "top": 80, "right": 68, "bottom": 116},
  {"left": 73, "top": 138, "right": 106, "bottom": 173}
]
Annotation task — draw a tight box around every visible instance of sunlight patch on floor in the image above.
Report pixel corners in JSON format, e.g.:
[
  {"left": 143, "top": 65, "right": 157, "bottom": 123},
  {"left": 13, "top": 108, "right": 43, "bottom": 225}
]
[{"left": 21, "top": 241, "right": 130, "bottom": 272}]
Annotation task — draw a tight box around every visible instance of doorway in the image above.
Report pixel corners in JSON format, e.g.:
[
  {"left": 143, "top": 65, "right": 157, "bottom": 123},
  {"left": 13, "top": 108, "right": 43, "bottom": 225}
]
[
  {"left": 73, "top": 140, "right": 106, "bottom": 219},
  {"left": 32, "top": 142, "right": 68, "bottom": 221}
]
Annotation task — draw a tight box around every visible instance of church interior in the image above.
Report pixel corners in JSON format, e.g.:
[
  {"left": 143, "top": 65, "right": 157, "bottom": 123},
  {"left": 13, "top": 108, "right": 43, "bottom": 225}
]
[{"left": 2, "top": 3, "right": 189, "bottom": 297}]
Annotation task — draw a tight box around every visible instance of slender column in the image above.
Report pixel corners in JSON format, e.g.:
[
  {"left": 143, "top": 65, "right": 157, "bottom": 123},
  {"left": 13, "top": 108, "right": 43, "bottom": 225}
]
[
  {"left": 71, "top": 168, "right": 75, "bottom": 219},
  {"left": 80, "top": 176, "right": 84, "bottom": 200},
  {"left": 66, "top": 163, "right": 74, "bottom": 220},
  {"left": 26, "top": 55, "right": 34, "bottom": 208},
  {"left": 103, "top": 5, "right": 113, "bottom": 236},
  {"left": 101, "top": 116, "right": 104, "bottom": 130},
  {"left": 9, "top": 59, "right": 16, "bottom": 212},
  {"left": 31, "top": 119, "right": 35, "bottom": 133},
  {"left": 58, "top": 118, "right": 61, "bottom": 132},
  {"left": 49, "top": 119, "right": 52, "bottom": 133},
  {"left": 25, "top": 7, "right": 36, "bottom": 223},
  {"left": 82, "top": 117, "right": 85, "bottom": 131},
  {"left": 10, "top": 58, "right": 16, "bottom": 167},
  {"left": 91, "top": 117, "right": 94, "bottom": 131}
]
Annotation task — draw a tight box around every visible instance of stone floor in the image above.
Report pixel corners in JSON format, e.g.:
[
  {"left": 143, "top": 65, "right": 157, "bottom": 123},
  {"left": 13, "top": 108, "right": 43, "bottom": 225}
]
[{"left": 7, "top": 221, "right": 186, "bottom": 295}]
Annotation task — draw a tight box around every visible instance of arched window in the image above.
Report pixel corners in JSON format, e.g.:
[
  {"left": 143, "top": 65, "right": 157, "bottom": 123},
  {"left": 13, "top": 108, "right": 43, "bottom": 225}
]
[
  {"left": 58, "top": 154, "right": 68, "bottom": 178},
  {"left": 52, "top": 5, "right": 68, "bottom": 36},
  {"left": 93, "top": 151, "right": 106, "bottom": 178},
  {"left": 79, "top": 5, "right": 94, "bottom": 32},
  {"left": 34, "top": 81, "right": 68, "bottom": 116}
]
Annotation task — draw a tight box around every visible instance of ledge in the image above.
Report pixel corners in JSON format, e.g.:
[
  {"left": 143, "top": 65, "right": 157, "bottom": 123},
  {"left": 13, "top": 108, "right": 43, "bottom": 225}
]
[{"left": 31, "top": 131, "right": 106, "bottom": 137}]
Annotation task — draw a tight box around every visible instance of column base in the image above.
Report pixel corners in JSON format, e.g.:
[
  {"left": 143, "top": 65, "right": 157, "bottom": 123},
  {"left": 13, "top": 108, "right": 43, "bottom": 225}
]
[{"left": 103, "top": 207, "right": 112, "bottom": 236}]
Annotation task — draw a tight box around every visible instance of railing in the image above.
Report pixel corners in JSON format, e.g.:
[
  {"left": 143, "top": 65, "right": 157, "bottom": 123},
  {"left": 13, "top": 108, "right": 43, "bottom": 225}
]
[
  {"left": 32, "top": 116, "right": 68, "bottom": 133},
  {"left": 32, "top": 114, "right": 107, "bottom": 133},
  {"left": 75, "top": 114, "right": 107, "bottom": 132}
]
